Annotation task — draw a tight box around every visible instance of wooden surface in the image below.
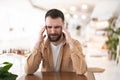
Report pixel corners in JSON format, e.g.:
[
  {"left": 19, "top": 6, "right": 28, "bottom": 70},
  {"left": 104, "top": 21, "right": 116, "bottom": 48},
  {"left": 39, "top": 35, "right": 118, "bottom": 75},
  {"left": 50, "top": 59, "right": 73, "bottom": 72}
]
[
  {"left": 87, "top": 67, "right": 105, "bottom": 73},
  {"left": 18, "top": 72, "right": 93, "bottom": 80}
]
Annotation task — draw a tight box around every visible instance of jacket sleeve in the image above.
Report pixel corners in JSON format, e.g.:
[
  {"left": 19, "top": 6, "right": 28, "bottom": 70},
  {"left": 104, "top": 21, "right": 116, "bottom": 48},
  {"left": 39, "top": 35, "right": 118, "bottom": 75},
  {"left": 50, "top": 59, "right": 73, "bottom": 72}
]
[
  {"left": 70, "top": 40, "right": 87, "bottom": 75},
  {"left": 24, "top": 42, "right": 43, "bottom": 74}
]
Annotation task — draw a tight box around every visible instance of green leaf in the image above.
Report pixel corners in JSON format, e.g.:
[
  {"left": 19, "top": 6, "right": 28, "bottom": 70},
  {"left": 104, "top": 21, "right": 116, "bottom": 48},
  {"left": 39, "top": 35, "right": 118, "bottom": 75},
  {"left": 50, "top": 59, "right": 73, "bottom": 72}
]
[
  {"left": 0, "top": 72, "right": 18, "bottom": 80},
  {"left": 2, "top": 62, "right": 13, "bottom": 71},
  {"left": 0, "top": 62, "right": 18, "bottom": 80}
]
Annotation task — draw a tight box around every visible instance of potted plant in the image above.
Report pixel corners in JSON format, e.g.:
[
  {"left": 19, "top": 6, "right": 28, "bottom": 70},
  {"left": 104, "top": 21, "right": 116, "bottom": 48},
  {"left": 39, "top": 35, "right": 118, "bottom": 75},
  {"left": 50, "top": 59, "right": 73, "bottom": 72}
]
[
  {"left": 105, "top": 33, "right": 119, "bottom": 60},
  {"left": 105, "top": 17, "right": 120, "bottom": 63}
]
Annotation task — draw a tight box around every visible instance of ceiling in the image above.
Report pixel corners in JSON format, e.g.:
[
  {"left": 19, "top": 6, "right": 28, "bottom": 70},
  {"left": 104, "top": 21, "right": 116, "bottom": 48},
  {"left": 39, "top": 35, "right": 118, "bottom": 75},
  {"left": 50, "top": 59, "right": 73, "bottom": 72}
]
[
  {"left": 30, "top": 0, "right": 120, "bottom": 20},
  {"left": 30, "top": 0, "right": 119, "bottom": 10},
  {"left": 29, "top": 0, "right": 97, "bottom": 21},
  {"left": 30, "top": 0, "right": 97, "bottom": 10}
]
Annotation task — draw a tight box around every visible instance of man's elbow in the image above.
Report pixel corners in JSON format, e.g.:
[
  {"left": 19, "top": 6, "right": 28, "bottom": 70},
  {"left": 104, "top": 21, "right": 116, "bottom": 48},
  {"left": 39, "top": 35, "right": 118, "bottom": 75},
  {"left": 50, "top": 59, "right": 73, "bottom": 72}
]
[
  {"left": 24, "top": 65, "right": 35, "bottom": 75},
  {"left": 76, "top": 66, "right": 87, "bottom": 75},
  {"left": 25, "top": 69, "right": 33, "bottom": 75}
]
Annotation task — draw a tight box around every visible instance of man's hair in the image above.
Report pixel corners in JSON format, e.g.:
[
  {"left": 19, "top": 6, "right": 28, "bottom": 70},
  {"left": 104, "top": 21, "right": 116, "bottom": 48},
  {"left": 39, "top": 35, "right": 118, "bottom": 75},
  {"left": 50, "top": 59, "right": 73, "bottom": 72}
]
[{"left": 45, "top": 9, "right": 65, "bottom": 22}]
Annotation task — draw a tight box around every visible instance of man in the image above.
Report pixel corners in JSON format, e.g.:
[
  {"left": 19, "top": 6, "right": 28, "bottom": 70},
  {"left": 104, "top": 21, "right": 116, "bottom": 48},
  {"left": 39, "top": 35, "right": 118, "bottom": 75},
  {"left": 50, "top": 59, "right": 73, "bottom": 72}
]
[{"left": 25, "top": 9, "right": 87, "bottom": 75}]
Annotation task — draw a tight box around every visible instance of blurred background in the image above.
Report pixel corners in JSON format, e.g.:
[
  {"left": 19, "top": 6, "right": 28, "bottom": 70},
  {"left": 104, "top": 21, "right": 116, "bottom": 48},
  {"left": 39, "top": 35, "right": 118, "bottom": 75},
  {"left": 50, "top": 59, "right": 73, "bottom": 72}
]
[
  {"left": 0, "top": 0, "right": 120, "bottom": 51},
  {"left": 0, "top": 0, "right": 120, "bottom": 52}
]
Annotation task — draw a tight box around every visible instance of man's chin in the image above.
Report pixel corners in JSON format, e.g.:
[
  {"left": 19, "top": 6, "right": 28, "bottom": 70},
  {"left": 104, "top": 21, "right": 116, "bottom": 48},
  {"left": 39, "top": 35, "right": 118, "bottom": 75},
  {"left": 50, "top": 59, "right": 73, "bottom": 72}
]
[
  {"left": 49, "top": 39, "right": 58, "bottom": 42},
  {"left": 48, "top": 34, "right": 62, "bottom": 42}
]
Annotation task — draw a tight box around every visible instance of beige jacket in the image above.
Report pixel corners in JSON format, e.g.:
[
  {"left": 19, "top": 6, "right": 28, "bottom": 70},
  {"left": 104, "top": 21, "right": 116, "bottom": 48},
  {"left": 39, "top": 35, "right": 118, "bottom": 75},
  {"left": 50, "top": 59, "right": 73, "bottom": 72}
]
[{"left": 25, "top": 36, "right": 87, "bottom": 75}]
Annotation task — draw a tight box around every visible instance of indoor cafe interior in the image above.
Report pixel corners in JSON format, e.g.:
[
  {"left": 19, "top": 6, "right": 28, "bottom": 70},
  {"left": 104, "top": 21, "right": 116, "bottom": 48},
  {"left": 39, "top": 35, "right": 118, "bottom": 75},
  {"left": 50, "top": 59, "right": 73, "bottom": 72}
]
[{"left": 0, "top": 0, "right": 120, "bottom": 80}]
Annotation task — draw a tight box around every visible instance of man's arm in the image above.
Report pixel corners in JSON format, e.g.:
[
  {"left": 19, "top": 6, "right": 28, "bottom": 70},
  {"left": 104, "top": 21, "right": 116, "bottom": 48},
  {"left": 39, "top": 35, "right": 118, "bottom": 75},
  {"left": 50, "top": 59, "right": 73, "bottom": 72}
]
[
  {"left": 63, "top": 27, "right": 87, "bottom": 75},
  {"left": 70, "top": 40, "right": 87, "bottom": 75},
  {"left": 24, "top": 43, "right": 42, "bottom": 74},
  {"left": 25, "top": 27, "right": 45, "bottom": 74}
]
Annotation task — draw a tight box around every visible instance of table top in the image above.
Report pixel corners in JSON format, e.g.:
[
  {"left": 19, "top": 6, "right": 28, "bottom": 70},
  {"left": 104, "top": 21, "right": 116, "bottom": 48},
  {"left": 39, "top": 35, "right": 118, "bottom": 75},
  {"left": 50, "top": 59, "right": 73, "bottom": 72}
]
[{"left": 17, "top": 72, "right": 95, "bottom": 80}]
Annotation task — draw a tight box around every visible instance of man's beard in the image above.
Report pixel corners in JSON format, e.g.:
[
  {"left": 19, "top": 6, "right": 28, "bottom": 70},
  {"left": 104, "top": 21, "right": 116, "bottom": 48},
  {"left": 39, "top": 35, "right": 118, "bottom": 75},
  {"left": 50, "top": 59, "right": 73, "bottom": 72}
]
[{"left": 48, "top": 33, "right": 62, "bottom": 42}]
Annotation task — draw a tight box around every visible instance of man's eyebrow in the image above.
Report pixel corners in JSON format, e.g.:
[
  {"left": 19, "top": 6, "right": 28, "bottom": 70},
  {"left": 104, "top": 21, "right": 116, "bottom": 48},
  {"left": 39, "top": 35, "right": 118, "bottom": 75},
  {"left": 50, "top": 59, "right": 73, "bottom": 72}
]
[
  {"left": 54, "top": 25, "right": 61, "bottom": 27},
  {"left": 46, "top": 25, "right": 62, "bottom": 27},
  {"left": 46, "top": 26, "right": 52, "bottom": 27}
]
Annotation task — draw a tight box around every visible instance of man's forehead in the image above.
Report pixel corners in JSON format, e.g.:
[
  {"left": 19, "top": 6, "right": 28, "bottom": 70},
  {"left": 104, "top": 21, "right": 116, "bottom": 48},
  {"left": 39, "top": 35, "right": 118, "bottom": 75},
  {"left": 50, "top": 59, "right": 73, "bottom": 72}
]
[{"left": 45, "top": 17, "right": 63, "bottom": 25}]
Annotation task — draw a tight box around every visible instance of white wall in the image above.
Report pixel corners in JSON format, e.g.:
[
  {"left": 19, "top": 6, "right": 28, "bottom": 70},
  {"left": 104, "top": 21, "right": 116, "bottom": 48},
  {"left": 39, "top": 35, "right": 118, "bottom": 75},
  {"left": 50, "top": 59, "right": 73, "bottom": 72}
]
[
  {"left": 91, "top": 0, "right": 120, "bottom": 20},
  {"left": 0, "top": 0, "right": 45, "bottom": 50}
]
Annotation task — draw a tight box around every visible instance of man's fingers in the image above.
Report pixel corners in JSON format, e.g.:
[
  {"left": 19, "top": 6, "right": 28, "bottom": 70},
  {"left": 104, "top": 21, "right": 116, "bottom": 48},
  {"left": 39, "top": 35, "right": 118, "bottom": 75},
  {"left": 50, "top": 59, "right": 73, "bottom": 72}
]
[
  {"left": 40, "top": 26, "right": 46, "bottom": 34},
  {"left": 43, "top": 35, "right": 46, "bottom": 39},
  {"left": 38, "top": 26, "right": 46, "bottom": 43},
  {"left": 62, "top": 27, "right": 67, "bottom": 34}
]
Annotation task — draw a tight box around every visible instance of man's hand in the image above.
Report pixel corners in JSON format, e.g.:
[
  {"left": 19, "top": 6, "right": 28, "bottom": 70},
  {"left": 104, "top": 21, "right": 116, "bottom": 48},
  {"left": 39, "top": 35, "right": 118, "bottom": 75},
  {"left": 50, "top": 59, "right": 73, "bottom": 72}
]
[
  {"left": 39, "top": 26, "right": 46, "bottom": 44},
  {"left": 63, "top": 27, "right": 73, "bottom": 48}
]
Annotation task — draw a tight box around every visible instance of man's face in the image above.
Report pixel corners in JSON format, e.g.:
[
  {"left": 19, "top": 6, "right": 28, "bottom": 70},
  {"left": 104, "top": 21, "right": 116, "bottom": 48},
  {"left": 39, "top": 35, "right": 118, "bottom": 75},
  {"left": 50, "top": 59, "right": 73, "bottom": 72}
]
[{"left": 45, "top": 17, "right": 64, "bottom": 42}]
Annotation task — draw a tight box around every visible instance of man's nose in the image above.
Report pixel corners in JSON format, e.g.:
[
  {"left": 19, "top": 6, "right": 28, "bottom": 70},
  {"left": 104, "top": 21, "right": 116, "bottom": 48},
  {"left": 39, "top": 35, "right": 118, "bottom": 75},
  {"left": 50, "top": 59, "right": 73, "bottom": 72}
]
[{"left": 51, "top": 28, "right": 55, "bottom": 34}]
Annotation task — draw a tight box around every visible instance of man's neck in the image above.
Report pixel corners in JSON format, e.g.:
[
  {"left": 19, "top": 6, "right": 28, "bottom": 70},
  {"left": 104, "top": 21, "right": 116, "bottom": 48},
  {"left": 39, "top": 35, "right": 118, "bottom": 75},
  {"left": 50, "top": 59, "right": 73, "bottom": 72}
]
[{"left": 51, "top": 34, "right": 64, "bottom": 46}]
